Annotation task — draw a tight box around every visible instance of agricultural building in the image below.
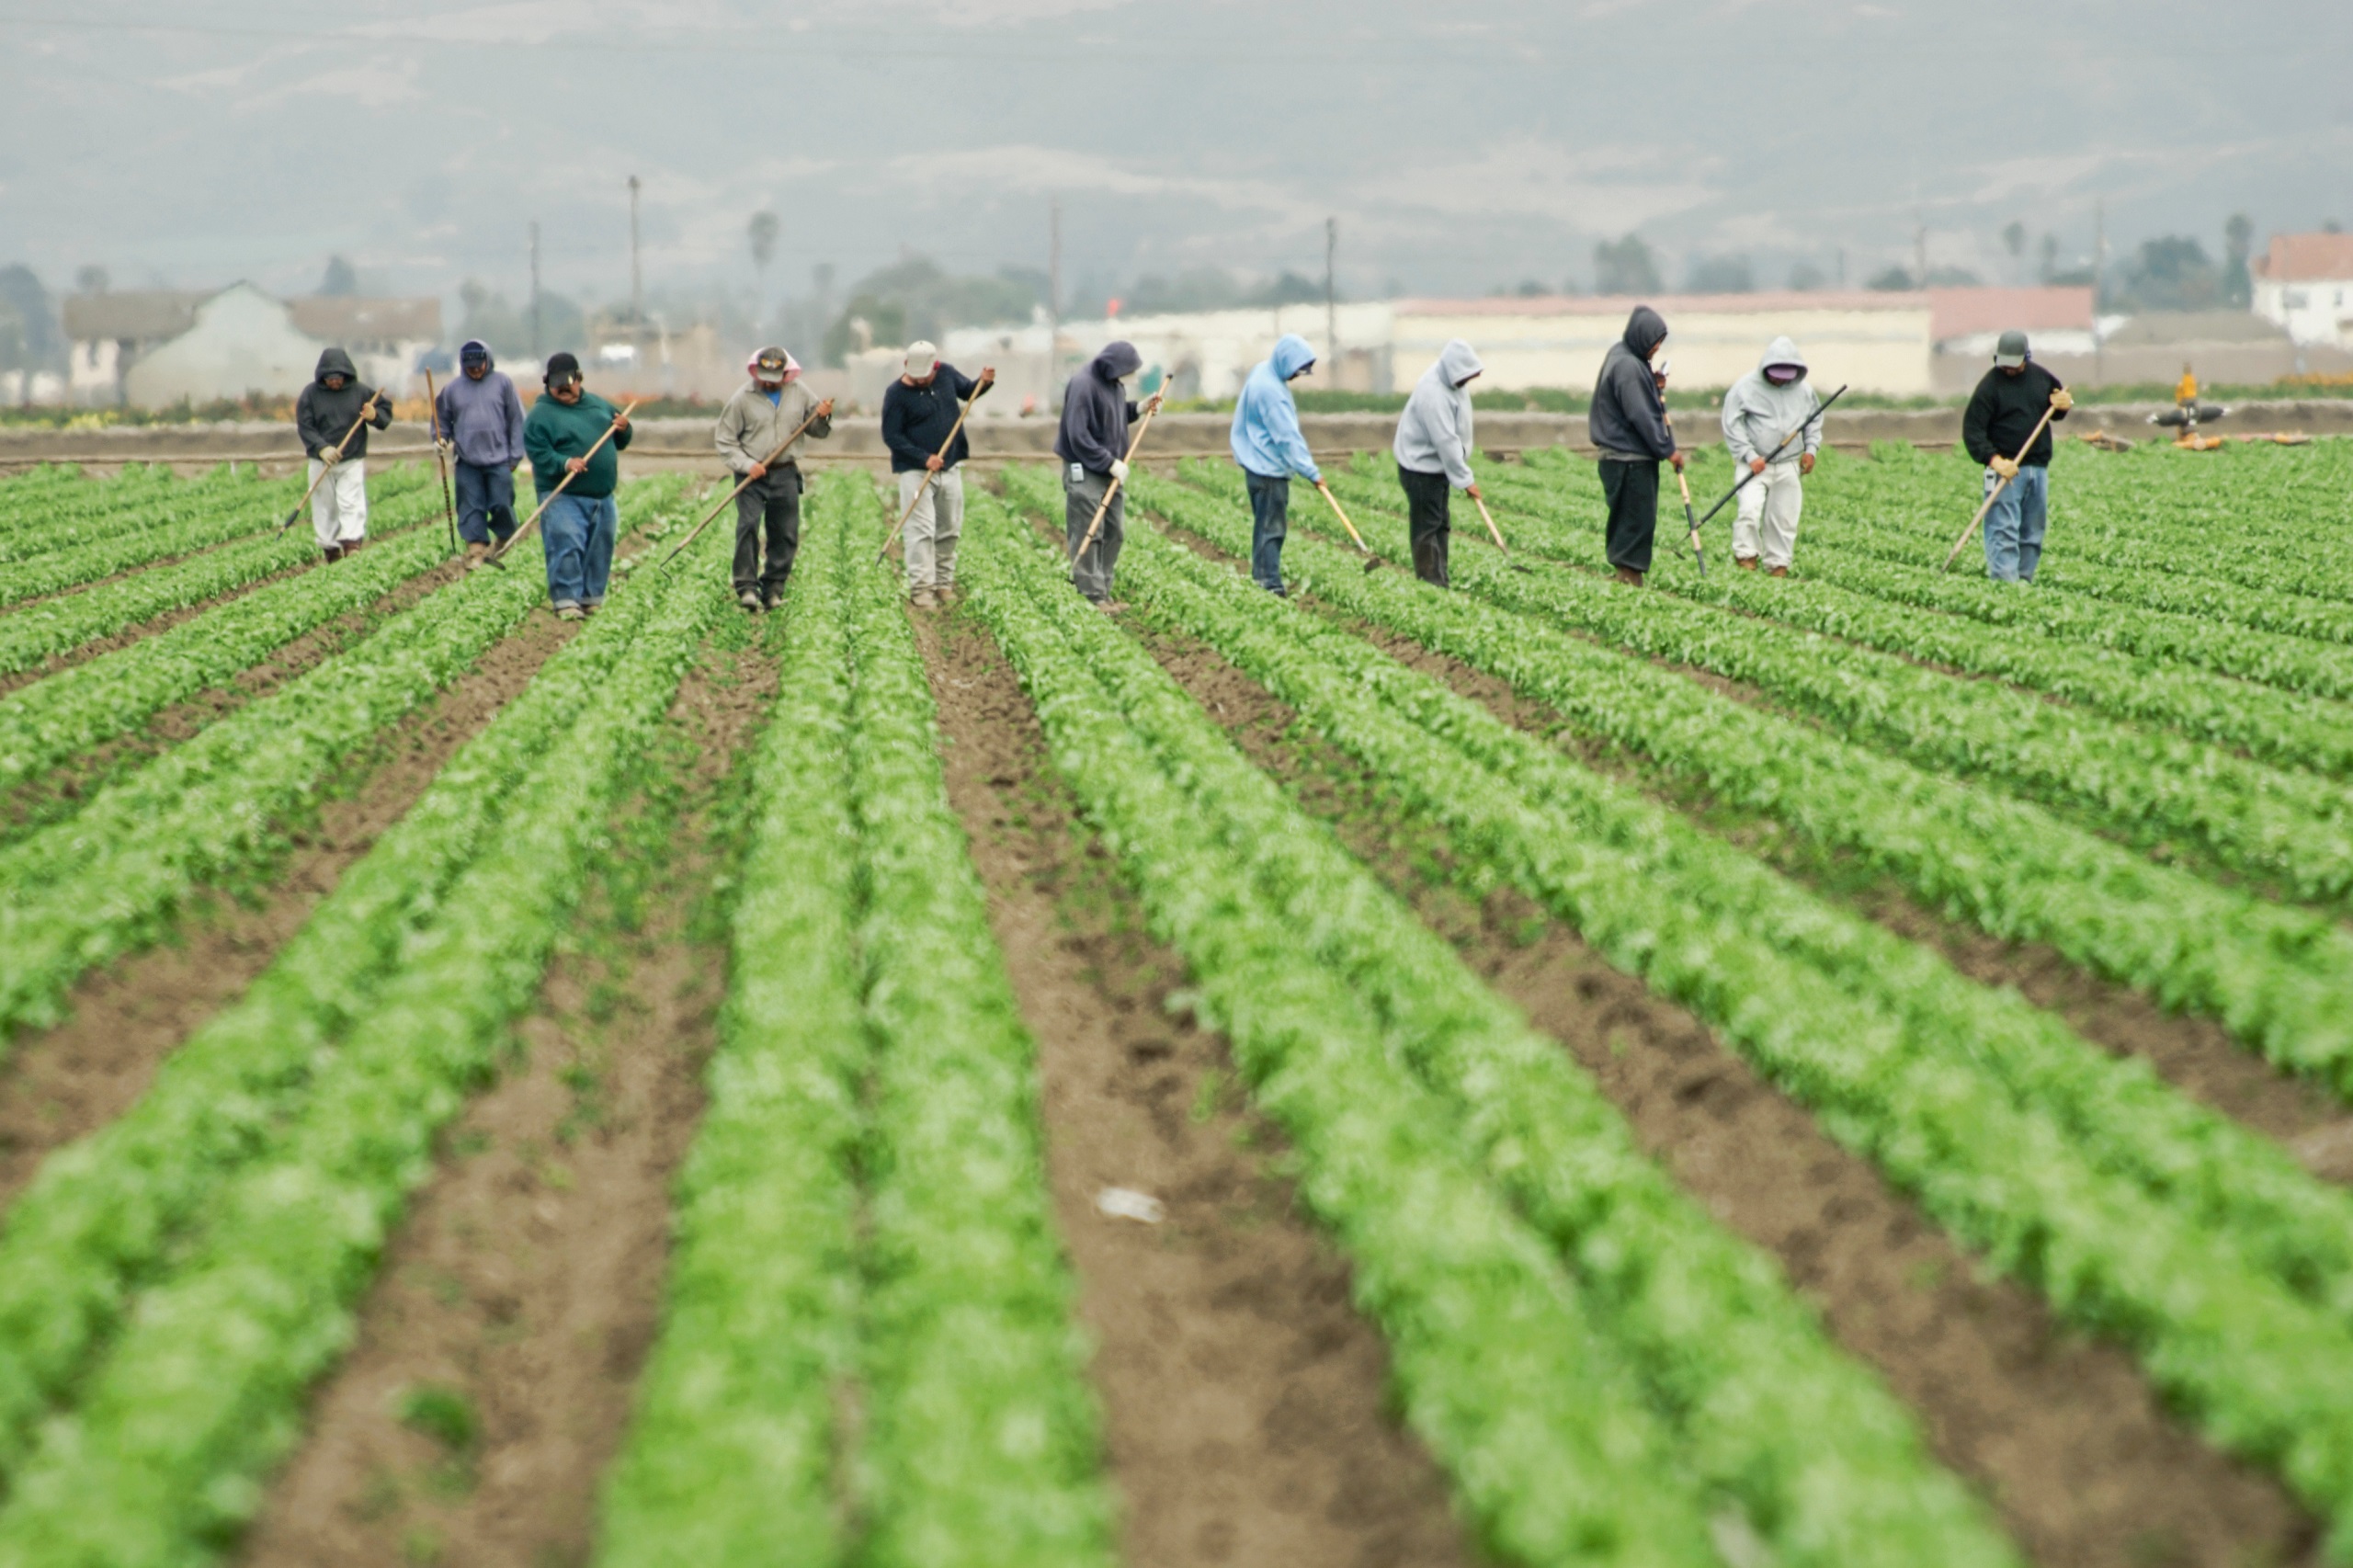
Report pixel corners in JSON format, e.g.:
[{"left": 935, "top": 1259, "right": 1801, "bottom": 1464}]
[
  {"left": 60, "top": 289, "right": 205, "bottom": 405},
  {"left": 1928, "top": 286, "right": 2096, "bottom": 393},
  {"left": 2252, "top": 232, "right": 2353, "bottom": 348},
  {"left": 71, "top": 283, "right": 442, "bottom": 408}
]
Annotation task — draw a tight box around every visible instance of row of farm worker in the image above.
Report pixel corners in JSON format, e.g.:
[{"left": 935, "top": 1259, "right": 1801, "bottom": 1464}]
[{"left": 285, "top": 304, "right": 2076, "bottom": 618}]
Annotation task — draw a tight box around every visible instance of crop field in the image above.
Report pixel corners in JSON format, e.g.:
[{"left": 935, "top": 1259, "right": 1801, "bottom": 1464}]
[{"left": 0, "top": 440, "right": 2350, "bottom": 1568}]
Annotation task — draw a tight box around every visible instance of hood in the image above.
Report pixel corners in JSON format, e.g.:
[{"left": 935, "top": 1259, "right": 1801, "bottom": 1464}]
[
  {"left": 1269, "top": 333, "right": 1317, "bottom": 380},
  {"left": 1091, "top": 341, "right": 1142, "bottom": 381},
  {"left": 1436, "top": 337, "right": 1483, "bottom": 387},
  {"left": 460, "top": 338, "right": 494, "bottom": 371},
  {"left": 1621, "top": 306, "right": 1667, "bottom": 360},
  {"left": 314, "top": 347, "right": 358, "bottom": 384},
  {"left": 1757, "top": 335, "right": 1808, "bottom": 381}
]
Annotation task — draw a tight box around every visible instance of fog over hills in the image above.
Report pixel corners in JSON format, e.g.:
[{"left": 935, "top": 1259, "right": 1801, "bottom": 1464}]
[{"left": 4, "top": 0, "right": 2348, "bottom": 309}]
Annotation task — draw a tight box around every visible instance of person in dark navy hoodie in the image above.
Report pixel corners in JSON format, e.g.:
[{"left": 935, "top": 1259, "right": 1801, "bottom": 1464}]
[
  {"left": 293, "top": 347, "right": 392, "bottom": 562},
  {"left": 1586, "top": 305, "right": 1684, "bottom": 586},
  {"left": 1054, "top": 341, "right": 1157, "bottom": 608}
]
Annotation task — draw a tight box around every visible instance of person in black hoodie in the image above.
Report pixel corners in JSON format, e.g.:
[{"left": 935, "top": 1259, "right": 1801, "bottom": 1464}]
[
  {"left": 1055, "top": 341, "right": 1157, "bottom": 608},
  {"left": 1961, "top": 329, "right": 2074, "bottom": 582},
  {"left": 293, "top": 347, "right": 392, "bottom": 562},
  {"left": 1587, "top": 305, "right": 1684, "bottom": 585}
]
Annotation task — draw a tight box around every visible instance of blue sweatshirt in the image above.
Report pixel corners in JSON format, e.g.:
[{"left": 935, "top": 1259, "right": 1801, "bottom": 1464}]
[
  {"left": 1229, "top": 334, "right": 1320, "bottom": 482},
  {"left": 433, "top": 341, "right": 528, "bottom": 469}
]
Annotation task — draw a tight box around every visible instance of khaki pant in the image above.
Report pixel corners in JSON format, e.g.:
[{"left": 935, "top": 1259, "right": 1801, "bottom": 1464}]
[
  {"left": 898, "top": 466, "right": 964, "bottom": 593},
  {"left": 1732, "top": 460, "right": 1803, "bottom": 569},
  {"left": 308, "top": 458, "right": 368, "bottom": 549}
]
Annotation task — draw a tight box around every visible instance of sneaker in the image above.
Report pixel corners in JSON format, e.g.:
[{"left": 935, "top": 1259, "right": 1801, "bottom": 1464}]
[
  {"left": 582, "top": 600, "right": 601, "bottom": 616},
  {"left": 1734, "top": 556, "right": 1759, "bottom": 571},
  {"left": 1097, "top": 598, "right": 1129, "bottom": 614},
  {"left": 322, "top": 544, "right": 344, "bottom": 563},
  {"left": 463, "top": 541, "right": 490, "bottom": 572},
  {"left": 911, "top": 588, "right": 938, "bottom": 609},
  {"left": 555, "top": 603, "right": 585, "bottom": 622},
  {"left": 739, "top": 589, "right": 764, "bottom": 615},
  {"left": 342, "top": 537, "right": 366, "bottom": 555},
  {"left": 764, "top": 589, "right": 785, "bottom": 612},
  {"left": 1768, "top": 565, "right": 1789, "bottom": 578}
]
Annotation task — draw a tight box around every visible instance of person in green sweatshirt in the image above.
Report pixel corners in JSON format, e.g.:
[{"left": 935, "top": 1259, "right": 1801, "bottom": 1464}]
[{"left": 521, "top": 351, "right": 633, "bottom": 619}]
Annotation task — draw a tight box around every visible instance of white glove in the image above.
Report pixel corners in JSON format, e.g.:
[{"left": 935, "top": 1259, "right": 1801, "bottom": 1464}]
[{"left": 1109, "top": 459, "right": 1131, "bottom": 485}]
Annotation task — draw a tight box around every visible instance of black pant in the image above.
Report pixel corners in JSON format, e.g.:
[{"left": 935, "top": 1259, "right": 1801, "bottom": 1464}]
[
  {"left": 733, "top": 465, "right": 802, "bottom": 597},
  {"left": 1397, "top": 465, "right": 1452, "bottom": 587},
  {"left": 1599, "top": 457, "right": 1661, "bottom": 572}
]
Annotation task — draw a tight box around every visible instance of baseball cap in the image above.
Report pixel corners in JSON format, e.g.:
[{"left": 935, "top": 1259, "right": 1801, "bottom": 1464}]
[
  {"left": 751, "top": 346, "right": 790, "bottom": 384},
  {"left": 904, "top": 340, "right": 938, "bottom": 378},
  {"left": 544, "top": 351, "right": 582, "bottom": 388},
  {"left": 1994, "top": 329, "right": 2030, "bottom": 369}
]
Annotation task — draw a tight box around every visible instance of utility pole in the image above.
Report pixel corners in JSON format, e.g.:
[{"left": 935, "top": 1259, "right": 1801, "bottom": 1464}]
[
  {"left": 1324, "top": 215, "right": 1338, "bottom": 367},
  {"left": 2093, "top": 197, "right": 2108, "bottom": 387},
  {"left": 529, "top": 220, "right": 542, "bottom": 363},
  {"left": 1048, "top": 197, "right": 1063, "bottom": 393},
  {"left": 1914, "top": 221, "right": 1928, "bottom": 291}
]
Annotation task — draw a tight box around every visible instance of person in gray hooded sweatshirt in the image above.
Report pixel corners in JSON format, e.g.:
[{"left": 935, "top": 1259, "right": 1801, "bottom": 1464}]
[
  {"left": 433, "top": 338, "right": 528, "bottom": 569},
  {"left": 292, "top": 347, "right": 392, "bottom": 562},
  {"left": 1719, "top": 335, "right": 1822, "bottom": 576},
  {"left": 1587, "top": 305, "right": 1682, "bottom": 586},
  {"left": 1055, "top": 341, "right": 1151, "bottom": 608},
  {"left": 1392, "top": 338, "right": 1484, "bottom": 587}
]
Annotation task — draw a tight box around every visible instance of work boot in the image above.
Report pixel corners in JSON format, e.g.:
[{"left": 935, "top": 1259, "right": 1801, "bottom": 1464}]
[
  {"left": 739, "top": 589, "right": 764, "bottom": 616},
  {"left": 463, "top": 540, "right": 489, "bottom": 572},
  {"left": 342, "top": 537, "right": 365, "bottom": 555},
  {"left": 1735, "top": 556, "right": 1759, "bottom": 571},
  {"left": 1612, "top": 565, "right": 1644, "bottom": 587},
  {"left": 555, "top": 603, "right": 585, "bottom": 622},
  {"left": 1768, "top": 564, "right": 1789, "bottom": 578},
  {"left": 764, "top": 589, "right": 785, "bottom": 613},
  {"left": 322, "top": 544, "right": 344, "bottom": 563},
  {"left": 911, "top": 588, "right": 938, "bottom": 610}
]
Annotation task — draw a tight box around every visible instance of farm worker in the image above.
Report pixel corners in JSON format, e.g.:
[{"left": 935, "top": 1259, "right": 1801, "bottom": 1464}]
[
  {"left": 1392, "top": 338, "right": 1484, "bottom": 588},
  {"left": 881, "top": 340, "right": 994, "bottom": 608},
  {"left": 1228, "top": 332, "right": 1321, "bottom": 596},
  {"left": 522, "top": 351, "right": 632, "bottom": 622},
  {"left": 1720, "top": 335, "right": 1823, "bottom": 577},
  {"left": 714, "top": 346, "right": 834, "bottom": 614},
  {"left": 433, "top": 338, "right": 527, "bottom": 571},
  {"left": 1587, "top": 305, "right": 1682, "bottom": 587},
  {"left": 1961, "top": 329, "right": 2073, "bottom": 583},
  {"left": 294, "top": 347, "right": 392, "bottom": 562},
  {"left": 1056, "top": 340, "right": 1156, "bottom": 609}
]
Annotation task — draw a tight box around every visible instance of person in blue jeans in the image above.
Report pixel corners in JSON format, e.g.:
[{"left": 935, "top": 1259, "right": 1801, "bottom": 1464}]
[
  {"left": 1961, "top": 329, "right": 2073, "bottom": 582},
  {"left": 432, "top": 338, "right": 528, "bottom": 570},
  {"left": 1229, "top": 333, "right": 1321, "bottom": 595},
  {"left": 521, "top": 351, "right": 632, "bottom": 620}
]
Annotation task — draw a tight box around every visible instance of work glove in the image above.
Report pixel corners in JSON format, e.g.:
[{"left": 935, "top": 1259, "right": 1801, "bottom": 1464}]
[
  {"left": 1990, "top": 455, "right": 2021, "bottom": 480},
  {"left": 2050, "top": 389, "right": 2075, "bottom": 412},
  {"left": 1109, "top": 459, "right": 1131, "bottom": 485},
  {"left": 435, "top": 438, "right": 455, "bottom": 459},
  {"left": 316, "top": 448, "right": 339, "bottom": 468}
]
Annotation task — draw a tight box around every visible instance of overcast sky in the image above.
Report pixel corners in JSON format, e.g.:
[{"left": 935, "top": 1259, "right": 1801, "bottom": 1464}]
[{"left": 4, "top": 0, "right": 2350, "bottom": 313}]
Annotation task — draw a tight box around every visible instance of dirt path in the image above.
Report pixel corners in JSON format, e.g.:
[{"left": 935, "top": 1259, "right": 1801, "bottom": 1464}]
[
  {"left": 1131, "top": 619, "right": 2323, "bottom": 1568},
  {"left": 235, "top": 630, "right": 775, "bottom": 1568},
  {"left": 0, "top": 610, "right": 573, "bottom": 1213},
  {"left": 919, "top": 608, "right": 1482, "bottom": 1568}
]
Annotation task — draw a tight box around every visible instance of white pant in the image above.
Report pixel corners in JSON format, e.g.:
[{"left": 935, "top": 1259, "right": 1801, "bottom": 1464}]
[
  {"left": 899, "top": 466, "right": 964, "bottom": 592},
  {"left": 308, "top": 459, "right": 369, "bottom": 549},
  {"left": 1732, "top": 460, "right": 1803, "bottom": 569}
]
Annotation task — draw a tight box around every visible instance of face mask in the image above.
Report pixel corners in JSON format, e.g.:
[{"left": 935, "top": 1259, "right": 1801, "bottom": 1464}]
[{"left": 1766, "top": 366, "right": 1800, "bottom": 386}]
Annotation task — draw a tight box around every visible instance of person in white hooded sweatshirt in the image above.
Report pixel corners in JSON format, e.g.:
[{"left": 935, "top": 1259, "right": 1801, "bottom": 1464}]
[
  {"left": 1392, "top": 339, "right": 1484, "bottom": 586},
  {"left": 1719, "top": 335, "right": 1822, "bottom": 575}
]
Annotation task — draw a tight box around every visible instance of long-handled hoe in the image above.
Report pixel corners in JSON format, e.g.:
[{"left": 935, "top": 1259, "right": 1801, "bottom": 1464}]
[
  {"left": 487, "top": 399, "right": 639, "bottom": 568},
  {"left": 658, "top": 403, "right": 830, "bottom": 570},
  {"left": 1070, "top": 387, "right": 1169, "bottom": 567},
  {"left": 423, "top": 369, "right": 459, "bottom": 556},
  {"left": 277, "top": 402, "right": 381, "bottom": 533},
  {"left": 876, "top": 380, "right": 989, "bottom": 565},
  {"left": 1313, "top": 480, "right": 1388, "bottom": 572},
  {"left": 1940, "top": 394, "right": 2062, "bottom": 573},
  {"left": 1690, "top": 383, "right": 1849, "bottom": 532}
]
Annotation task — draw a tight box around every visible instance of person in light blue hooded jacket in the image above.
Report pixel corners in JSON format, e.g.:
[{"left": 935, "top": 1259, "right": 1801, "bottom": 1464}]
[{"left": 1229, "top": 333, "right": 1321, "bottom": 594}]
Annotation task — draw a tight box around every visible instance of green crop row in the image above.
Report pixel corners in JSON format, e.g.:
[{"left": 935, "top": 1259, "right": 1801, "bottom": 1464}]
[
  {"left": 0, "top": 493, "right": 701, "bottom": 1490},
  {"left": 1081, "top": 470, "right": 2353, "bottom": 1552},
  {"left": 0, "top": 501, "right": 728, "bottom": 1566},
  {"left": 0, "top": 465, "right": 244, "bottom": 564},
  {"left": 972, "top": 479, "right": 2018, "bottom": 1568},
  {"left": 1313, "top": 463, "right": 2353, "bottom": 909},
  {"left": 599, "top": 479, "right": 1114, "bottom": 1568},
  {"left": 0, "top": 477, "right": 678, "bottom": 1041},
  {"left": 0, "top": 483, "right": 448, "bottom": 677}
]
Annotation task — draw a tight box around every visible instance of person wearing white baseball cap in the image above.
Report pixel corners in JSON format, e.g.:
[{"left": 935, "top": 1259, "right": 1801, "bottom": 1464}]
[
  {"left": 881, "top": 340, "right": 995, "bottom": 608},
  {"left": 713, "top": 346, "right": 834, "bottom": 612}
]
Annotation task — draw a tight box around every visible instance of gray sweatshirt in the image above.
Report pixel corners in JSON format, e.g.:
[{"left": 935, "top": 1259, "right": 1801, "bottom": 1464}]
[
  {"left": 714, "top": 379, "right": 833, "bottom": 474},
  {"left": 1720, "top": 335, "right": 1823, "bottom": 466},
  {"left": 1392, "top": 338, "right": 1483, "bottom": 488}
]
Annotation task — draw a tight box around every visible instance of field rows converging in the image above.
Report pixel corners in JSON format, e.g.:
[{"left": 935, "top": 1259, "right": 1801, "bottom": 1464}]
[{"left": 0, "top": 442, "right": 2349, "bottom": 1568}]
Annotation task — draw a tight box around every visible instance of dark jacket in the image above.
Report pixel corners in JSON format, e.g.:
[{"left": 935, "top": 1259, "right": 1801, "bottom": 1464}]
[
  {"left": 1054, "top": 342, "right": 1142, "bottom": 473},
  {"left": 881, "top": 363, "right": 986, "bottom": 473},
  {"left": 524, "top": 391, "right": 633, "bottom": 499},
  {"left": 1962, "top": 361, "right": 2069, "bottom": 467},
  {"left": 294, "top": 347, "right": 392, "bottom": 460},
  {"left": 434, "top": 341, "right": 528, "bottom": 469},
  {"left": 1588, "top": 307, "right": 1676, "bottom": 460}
]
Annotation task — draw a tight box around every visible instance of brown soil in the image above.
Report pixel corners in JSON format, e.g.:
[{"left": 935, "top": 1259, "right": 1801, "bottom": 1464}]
[
  {"left": 918, "top": 607, "right": 1483, "bottom": 1568},
  {"left": 236, "top": 631, "right": 777, "bottom": 1568},
  {"left": 0, "top": 610, "right": 573, "bottom": 1212},
  {"left": 1131, "top": 618, "right": 2324, "bottom": 1568}
]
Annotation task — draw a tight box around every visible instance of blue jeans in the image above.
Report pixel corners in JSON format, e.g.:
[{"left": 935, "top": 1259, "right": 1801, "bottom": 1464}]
[
  {"left": 1245, "top": 469, "right": 1290, "bottom": 594},
  {"left": 541, "top": 492, "right": 617, "bottom": 609},
  {"left": 453, "top": 460, "right": 517, "bottom": 547},
  {"left": 1982, "top": 462, "right": 2049, "bottom": 582}
]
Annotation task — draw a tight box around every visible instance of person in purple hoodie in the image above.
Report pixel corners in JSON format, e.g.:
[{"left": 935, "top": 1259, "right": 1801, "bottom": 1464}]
[{"left": 433, "top": 339, "right": 529, "bottom": 569}]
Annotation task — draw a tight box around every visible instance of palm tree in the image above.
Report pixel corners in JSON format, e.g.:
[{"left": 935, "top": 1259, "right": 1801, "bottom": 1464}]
[{"left": 747, "top": 210, "right": 780, "bottom": 333}]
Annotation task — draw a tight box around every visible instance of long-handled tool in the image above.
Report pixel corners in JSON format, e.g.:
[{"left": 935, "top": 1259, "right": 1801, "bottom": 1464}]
[
  {"left": 423, "top": 369, "right": 459, "bottom": 556},
  {"left": 277, "top": 401, "right": 382, "bottom": 533},
  {"left": 1472, "top": 490, "right": 1509, "bottom": 551},
  {"left": 1069, "top": 388, "right": 1168, "bottom": 567},
  {"left": 1692, "top": 383, "right": 1848, "bottom": 530},
  {"left": 1675, "top": 464, "right": 1706, "bottom": 576},
  {"left": 1313, "top": 480, "right": 1388, "bottom": 572},
  {"left": 1940, "top": 396, "right": 2061, "bottom": 573},
  {"left": 489, "top": 398, "right": 639, "bottom": 567},
  {"left": 658, "top": 403, "right": 829, "bottom": 571},
  {"left": 876, "top": 378, "right": 988, "bottom": 565}
]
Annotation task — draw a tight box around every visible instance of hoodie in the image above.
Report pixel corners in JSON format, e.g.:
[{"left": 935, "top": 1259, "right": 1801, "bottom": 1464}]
[
  {"left": 1054, "top": 342, "right": 1142, "bottom": 473},
  {"left": 713, "top": 359, "right": 832, "bottom": 475},
  {"left": 1586, "top": 306, "right": 1676, "bottom": 461},
  {"left": 1720, "top": 335, "right": 1823, "bottom": 467},
  {"left": 1962, "top": 359, "right": 2068, "bottom": 468},
  {"left": 434, "top": 340, "right": 528, "bottom": 469},
  {"left": 1392, "top": 338, "right": 1483, "bottom": 488},
  {"left": 294, "top": 347, "right": 392, "bottom": 461},
  {"left": 1229, "top": 333, "right": 1321, "bottom": 482}
]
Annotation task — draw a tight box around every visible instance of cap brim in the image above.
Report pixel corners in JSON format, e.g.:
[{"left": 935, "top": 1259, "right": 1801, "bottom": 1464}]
[{"left": 1993, "top": 354, "right": 2027, "bottom": 368}]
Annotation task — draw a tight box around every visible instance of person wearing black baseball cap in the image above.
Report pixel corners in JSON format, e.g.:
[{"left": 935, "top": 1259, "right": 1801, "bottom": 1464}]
[
  {"left": 713, "top": 345, "right": 833, "bottom": 613},
  {"left": 1961, "top": 329, "right": 2073, "bottom": 582},
  {"left": 522, "top": 352, "right": 633, "bottom": 619}
]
